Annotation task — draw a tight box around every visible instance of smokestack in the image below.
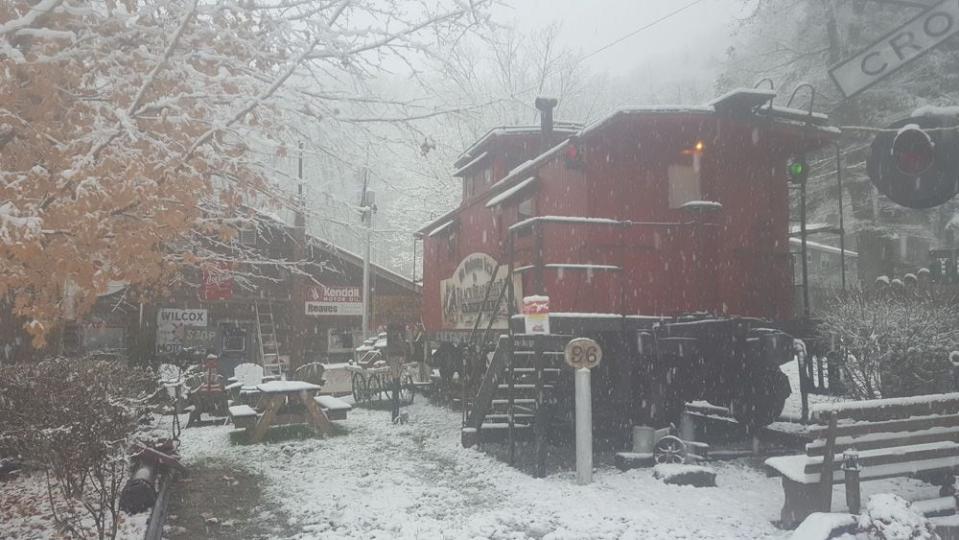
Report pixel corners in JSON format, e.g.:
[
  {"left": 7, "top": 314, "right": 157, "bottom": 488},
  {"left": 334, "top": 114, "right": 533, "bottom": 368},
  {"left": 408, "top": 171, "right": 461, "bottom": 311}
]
[{"left": 535, "top": 97, "right": 558, "bottom": 153}]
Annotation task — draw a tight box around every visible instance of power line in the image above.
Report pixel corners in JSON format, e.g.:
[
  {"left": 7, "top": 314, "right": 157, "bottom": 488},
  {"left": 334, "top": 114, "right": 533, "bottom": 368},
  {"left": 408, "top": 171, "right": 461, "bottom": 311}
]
[
  {"left": 509, "top": 0, "right": 713, "bottom": 100},
  {"left": 579, "top": 0, "right": 712, "bottom": 63}
]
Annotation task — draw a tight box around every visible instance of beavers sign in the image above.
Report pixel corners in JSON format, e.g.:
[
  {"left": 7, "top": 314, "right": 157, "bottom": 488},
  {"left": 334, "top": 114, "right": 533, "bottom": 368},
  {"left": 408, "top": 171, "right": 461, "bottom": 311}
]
[
  {"left": 440, "top": 253, "right": 521, "bottom": 330},
  {"left": 305, "top": 284, "right": 363, "bottom": 317}
]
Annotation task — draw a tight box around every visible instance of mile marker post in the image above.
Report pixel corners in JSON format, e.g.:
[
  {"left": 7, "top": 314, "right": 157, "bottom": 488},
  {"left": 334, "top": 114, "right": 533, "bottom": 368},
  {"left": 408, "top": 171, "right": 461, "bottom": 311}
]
[{"left": 565, "top": 337, "right": 602, "bottom": 485}]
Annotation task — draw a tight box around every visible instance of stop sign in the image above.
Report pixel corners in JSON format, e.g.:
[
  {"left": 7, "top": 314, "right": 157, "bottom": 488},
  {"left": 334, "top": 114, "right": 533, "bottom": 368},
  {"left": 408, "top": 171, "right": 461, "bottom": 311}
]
[{"left": 867, "top": 115, "right": 959, "bottom": 209}]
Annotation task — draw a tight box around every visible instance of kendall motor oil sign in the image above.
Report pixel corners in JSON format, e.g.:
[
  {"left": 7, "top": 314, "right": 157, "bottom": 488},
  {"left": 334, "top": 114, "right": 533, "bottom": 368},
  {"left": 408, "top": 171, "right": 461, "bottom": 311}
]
[{"left": 305, "top": 284, "right": 363, "bottom": 317}]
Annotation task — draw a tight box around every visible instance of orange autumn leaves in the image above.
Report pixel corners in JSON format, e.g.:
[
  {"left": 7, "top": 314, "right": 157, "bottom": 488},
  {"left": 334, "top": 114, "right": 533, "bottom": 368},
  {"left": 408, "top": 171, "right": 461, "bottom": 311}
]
[{"left": 0, "top": 0, "right": 276, "bottom": 346}]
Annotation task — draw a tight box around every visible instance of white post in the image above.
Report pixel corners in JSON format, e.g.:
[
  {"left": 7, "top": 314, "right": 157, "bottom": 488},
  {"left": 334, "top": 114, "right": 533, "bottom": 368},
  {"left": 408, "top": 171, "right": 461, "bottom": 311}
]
[{"left": 575, "top": 367, "right": 592, "bottom": 485}]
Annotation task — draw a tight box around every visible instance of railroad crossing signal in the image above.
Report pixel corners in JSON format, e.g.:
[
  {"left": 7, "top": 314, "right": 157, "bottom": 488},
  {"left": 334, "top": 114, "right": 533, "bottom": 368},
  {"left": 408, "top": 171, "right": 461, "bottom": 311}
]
[
  {"left": 867, "top": 115, "right": 959, "bottom": 209},
  {"left": 830, "top": 0, "right": 959, "bottom": 99}
]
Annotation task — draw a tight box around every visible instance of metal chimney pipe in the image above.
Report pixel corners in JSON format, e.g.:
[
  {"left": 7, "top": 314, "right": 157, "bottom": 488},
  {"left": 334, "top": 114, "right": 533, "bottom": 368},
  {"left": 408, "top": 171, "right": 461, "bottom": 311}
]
[{"left": 535, "top": 97, "right": 558, "bottom": 153}]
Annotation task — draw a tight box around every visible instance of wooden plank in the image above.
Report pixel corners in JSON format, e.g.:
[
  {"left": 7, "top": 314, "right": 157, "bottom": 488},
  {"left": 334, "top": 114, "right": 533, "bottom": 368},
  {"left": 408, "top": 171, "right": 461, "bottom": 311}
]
[
  {"left": 807, "top": 414, "right": 959, "bottom": 440},
  {"left": 301, "top": 390, "right": 333, "bottom": 435},
  {"left": 819, "top": 412, "right": 838, "bottom": 512},
  {"left": 811, "top": 394, "right": 959, "bottom": 424},
  {"left": 250, "top": 395, "right": 282, "bottom": 443},
  {"left": 806, "top": 426, "right": 959, "bottom": 456},
  {"left": 805, "top": 442, "right": 959, "bottom": 476}
]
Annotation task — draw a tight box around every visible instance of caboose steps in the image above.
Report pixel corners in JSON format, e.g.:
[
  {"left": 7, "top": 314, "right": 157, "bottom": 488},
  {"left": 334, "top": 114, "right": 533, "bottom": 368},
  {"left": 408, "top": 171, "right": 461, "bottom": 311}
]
[{"left": 461, "top": 332, "right": 571, "bottom": 471}]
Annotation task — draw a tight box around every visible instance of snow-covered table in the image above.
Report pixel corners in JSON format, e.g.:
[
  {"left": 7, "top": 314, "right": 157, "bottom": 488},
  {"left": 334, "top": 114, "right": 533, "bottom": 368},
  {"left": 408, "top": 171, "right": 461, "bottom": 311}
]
[{"left": 245, "top": 381, "right": 332, "bottom": 442}]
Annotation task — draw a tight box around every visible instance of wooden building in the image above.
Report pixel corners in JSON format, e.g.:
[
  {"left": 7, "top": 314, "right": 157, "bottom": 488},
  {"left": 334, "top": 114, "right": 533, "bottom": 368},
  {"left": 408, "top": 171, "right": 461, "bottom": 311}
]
[{"left": 72, "top": 210, "right": 420, "bottom": 377}]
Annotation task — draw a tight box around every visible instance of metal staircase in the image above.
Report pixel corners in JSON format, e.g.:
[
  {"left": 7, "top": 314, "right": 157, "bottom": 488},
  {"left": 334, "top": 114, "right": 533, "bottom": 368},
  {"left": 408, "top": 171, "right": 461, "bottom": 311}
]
[
  {"left": 453, "top": 254, "right": 573, "bottom": 476},
  {"left": 255, "top": 301, "right": 283, "bottom": 376}
]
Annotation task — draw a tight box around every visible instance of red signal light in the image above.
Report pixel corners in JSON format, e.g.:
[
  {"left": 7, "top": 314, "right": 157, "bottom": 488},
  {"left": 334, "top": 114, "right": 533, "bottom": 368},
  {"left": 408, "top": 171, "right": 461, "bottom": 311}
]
[
  {"left": 891, "top": 126, "right": 935, "bottom": 176},
  {"left": 564, "top": 141, "right": 584, "bottom": 169}
]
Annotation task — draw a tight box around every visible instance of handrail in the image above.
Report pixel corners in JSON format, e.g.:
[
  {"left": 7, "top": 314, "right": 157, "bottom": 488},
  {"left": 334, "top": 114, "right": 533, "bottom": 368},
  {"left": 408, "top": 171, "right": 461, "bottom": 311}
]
[{"left": 465, "top": 335, "right": 510, "bottom": 430}]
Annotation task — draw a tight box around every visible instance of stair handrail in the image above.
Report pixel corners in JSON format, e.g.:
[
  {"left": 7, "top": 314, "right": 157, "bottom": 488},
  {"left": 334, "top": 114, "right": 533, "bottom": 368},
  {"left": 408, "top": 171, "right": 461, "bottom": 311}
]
[{"left": 465, "top": 334, "right": 511, "bottom": 430}]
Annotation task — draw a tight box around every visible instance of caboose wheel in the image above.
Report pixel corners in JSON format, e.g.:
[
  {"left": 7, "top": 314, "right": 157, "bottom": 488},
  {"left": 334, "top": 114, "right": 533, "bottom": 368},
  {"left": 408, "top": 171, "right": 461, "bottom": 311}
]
[
  {"left": 730, "top": 368, "right": 791, "bottom": 428},
  {"left": 653, "top": 435, "right": 687, "bottom": 464},
  {"left": 351, "top": 373, "right": 368, "bottom": 403}
]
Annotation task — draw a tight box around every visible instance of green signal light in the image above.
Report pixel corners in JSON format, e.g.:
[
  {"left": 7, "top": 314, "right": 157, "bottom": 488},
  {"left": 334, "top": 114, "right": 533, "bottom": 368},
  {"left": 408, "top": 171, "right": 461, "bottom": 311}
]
[{"left": 787, "top": 157, "right": 808, "bottom": 183}]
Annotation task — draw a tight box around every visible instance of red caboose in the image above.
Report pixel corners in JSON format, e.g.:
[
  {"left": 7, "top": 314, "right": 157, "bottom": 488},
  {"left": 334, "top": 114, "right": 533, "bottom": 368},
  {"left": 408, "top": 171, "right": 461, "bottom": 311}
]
[{"left": 416, "top": 90, "right": 836, "bottom": 456}]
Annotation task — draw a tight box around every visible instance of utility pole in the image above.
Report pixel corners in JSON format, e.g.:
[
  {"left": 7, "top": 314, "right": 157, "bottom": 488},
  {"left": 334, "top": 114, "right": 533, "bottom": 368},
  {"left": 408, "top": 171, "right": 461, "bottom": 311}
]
[
  {"left": 291, "top": 141, "right": 308, "bottom": 372},
  {"left": 360, "top": 170, "right": 376, "bottom": 337}
]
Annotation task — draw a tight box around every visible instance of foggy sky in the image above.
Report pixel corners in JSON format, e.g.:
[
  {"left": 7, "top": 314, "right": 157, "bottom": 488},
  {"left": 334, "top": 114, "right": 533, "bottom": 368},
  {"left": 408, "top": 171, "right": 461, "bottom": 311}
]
[{"left": 494, "top": 0, "right": 750, "bottom": 77}]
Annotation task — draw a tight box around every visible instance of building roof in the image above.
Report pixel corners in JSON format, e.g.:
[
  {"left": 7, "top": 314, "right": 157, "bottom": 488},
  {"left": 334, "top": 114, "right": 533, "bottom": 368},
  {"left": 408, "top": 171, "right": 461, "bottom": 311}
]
[{"left": 249, "top": 209, "right": 420, "bottom": 294}]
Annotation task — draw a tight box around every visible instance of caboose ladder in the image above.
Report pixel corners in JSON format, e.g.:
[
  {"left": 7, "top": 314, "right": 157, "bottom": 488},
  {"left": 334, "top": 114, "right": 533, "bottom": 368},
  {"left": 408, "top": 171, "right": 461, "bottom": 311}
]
[{"left": 255, "top": 301, "right": 282, "bottom": 377}]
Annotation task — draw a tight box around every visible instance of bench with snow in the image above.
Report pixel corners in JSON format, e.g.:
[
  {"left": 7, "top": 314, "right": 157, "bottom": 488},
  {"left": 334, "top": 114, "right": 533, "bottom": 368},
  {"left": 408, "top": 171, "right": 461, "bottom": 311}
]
[
  {"left": 765, "top": 392, "right": 959, "bottom": 528},
  {"left": 313, "top": 395, "right": 351, "bottom": 421},
  {"left": 228, "top": 404, "right": 259, "bottom": 430}
]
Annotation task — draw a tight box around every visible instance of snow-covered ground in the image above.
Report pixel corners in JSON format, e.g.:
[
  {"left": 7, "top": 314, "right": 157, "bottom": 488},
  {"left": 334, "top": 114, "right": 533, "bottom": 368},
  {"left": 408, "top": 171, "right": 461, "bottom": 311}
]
[
  {"left": 179, "top": 401, "right": 786, "bottom": 539},
  {"left": 173, "top": 398, "right": 940, "bottom": 540},
  {"left": 0, "top": 471, "right": 149, "bottom": 540}
]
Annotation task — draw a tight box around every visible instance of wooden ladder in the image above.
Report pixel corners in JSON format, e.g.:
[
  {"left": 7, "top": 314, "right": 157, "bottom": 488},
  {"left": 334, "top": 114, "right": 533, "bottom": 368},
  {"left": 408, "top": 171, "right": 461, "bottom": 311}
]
[{"left": 255, "top": 302, "right": 282, "bottom": 377}]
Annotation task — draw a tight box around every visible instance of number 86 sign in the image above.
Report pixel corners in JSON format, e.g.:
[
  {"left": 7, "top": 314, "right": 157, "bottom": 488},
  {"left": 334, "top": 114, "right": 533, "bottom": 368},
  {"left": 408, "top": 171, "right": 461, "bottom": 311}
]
[{"left": 564, "top": 337, "right": 603, "bottom": 370}]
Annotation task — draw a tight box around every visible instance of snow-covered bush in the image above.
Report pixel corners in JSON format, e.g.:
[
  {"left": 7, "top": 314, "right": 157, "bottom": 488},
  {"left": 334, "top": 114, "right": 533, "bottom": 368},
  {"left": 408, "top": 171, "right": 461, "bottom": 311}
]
[
  {"left": 853, "top": 494, "right": 937, "bottom": 540},
  {"left": 0, "top": 358, "right": 156, "bottom": 539},
  {"left": 821, "top": 288, "right": 959, "bottom": 399}
]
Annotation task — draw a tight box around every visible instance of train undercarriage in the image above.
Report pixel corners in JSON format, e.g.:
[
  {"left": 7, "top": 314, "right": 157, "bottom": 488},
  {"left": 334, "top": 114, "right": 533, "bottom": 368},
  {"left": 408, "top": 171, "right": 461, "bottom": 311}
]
[{"left": 430, "top": 312, "right": 796, "bottom": 454}]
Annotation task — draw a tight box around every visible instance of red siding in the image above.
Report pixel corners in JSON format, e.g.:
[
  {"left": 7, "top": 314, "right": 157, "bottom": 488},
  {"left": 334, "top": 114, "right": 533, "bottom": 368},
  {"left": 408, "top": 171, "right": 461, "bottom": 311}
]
[{"left": 421, "top": 112, "right": 833, "bottom": 331}]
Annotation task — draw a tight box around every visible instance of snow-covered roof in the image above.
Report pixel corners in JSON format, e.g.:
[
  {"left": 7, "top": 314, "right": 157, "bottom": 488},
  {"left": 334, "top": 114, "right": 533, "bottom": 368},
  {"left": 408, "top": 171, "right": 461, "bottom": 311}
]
[
  {"left": 485, "top": 176, "right": 537, "bottom": 208},
  {"left": 453, "top": 123, "right": 581, "bottom": 167},
  {"left": 706, "top": 87, "right": 776, "bottom": 108},
  {"left": 311, "top": 239, "right": 420, "bottom": 294},
  {"left": 492, "top": 141, "right": 575, "bottom": 193},
  {"left": 427, "top": 219, "right": 455, "bottom": 237},
  {"left": 452, "top": 151, "right": 489, "bottom": 177}
]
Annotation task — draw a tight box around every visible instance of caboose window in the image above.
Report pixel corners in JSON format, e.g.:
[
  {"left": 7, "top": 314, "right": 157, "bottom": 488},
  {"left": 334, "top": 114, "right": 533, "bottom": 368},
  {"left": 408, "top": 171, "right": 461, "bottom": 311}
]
[{"left": 668, "top": 164, "right": 701, "bottom": 209}]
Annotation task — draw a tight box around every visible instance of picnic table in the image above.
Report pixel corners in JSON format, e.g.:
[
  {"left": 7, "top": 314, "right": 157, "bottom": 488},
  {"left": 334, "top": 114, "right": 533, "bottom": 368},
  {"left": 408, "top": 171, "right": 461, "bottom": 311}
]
[{"left": 235, "top": 380, "right": 333, "bottom": 443}]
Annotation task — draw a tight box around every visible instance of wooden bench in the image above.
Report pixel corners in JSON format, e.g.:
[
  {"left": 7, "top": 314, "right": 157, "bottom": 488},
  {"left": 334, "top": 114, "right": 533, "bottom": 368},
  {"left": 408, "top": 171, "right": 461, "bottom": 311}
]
[
  {"left": 228, "top": 404, "right": 259, "bottom": 430},
  {"left": 766, "top": 392, "right": 959, "bottom": 527},
  {"left": 314, "top": 395, "right": 351, "bottom": 421}
]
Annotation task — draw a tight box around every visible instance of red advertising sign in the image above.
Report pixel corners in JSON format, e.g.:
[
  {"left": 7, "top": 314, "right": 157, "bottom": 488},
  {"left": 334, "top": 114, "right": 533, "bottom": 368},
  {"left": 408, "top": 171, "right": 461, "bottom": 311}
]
[
  {"left": 199, "top": 263, "right": 234, "bottom": 301},
  {"left": 523, "top": 295, "right": 550, "bottom": 335}
]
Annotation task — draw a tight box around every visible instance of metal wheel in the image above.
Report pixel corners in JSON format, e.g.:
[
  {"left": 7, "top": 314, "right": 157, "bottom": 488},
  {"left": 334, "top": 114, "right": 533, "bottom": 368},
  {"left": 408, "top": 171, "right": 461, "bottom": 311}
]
[
  {"left": 653, "top": 435, "right": 688, "bottom": 464},
  {"left": 351, "top": 373, "right": 368, "bottom": 403},
  {"left": 400, "top": 375, "right": 415, "bottom": 404},
  {"left": 367, "top": 375, "right": 382, "bottom": 404}
]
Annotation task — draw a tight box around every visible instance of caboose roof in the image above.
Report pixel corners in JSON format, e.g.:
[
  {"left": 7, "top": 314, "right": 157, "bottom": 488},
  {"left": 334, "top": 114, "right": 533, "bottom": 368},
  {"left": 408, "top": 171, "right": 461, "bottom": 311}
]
[
  {"left": 453, "top": 123, "right": 581, "bottom": 169},
  {"left": 492, "top": 105, "right": 839, "bottom": 190},
  {"left": 418, "top": 95, "right": 839, "bottom": 237}
]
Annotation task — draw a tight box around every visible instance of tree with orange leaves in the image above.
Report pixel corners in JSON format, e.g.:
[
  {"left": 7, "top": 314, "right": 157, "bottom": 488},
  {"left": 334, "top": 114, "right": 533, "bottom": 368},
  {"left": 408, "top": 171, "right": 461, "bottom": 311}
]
[{"left": 0, "top": 0, "right": 492, "bottom": 348}]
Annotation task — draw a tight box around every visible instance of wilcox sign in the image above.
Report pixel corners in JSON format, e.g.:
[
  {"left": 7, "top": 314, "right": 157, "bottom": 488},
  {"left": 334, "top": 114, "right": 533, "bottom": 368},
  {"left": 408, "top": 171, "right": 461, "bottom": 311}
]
[{"left": 830, "top": 0, "right": 959, "bottom": 98}]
